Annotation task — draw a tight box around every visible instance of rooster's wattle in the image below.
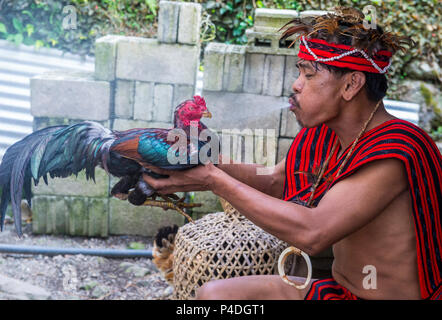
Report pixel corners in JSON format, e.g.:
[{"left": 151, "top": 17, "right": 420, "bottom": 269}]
[{"left": 0, "top": 95, "right": 212, "bottom": 236}]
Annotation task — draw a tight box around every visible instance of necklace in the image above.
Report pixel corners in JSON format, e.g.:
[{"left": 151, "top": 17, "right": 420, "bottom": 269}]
[{"left": 306, "top": 100, "right": 382, "bottom": 207}]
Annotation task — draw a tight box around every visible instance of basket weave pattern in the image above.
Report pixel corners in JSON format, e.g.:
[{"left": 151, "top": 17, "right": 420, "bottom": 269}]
[{"left": 172, "top": 199, "right": 288, "bottom": 300}]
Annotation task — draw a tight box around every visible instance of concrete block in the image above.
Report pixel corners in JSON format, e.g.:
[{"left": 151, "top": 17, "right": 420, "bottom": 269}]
[
  {"left": 114, "top": 80, "right": 135, "bottom": 119},
  {"left": 191, "top": 191, "right": 223, "bottom": 214},
  {"left": 67, "top": 197, "right": 88, "bottom": 236},
  {"left": 203, "top": 43, "right": 228, "bottom": 91},
  {"left": 223, "top": 45, "right": 246, "bottom": 92},
  {"left": 201, "top": 91, "right": 285, "bottom": 131},
  {"left": 216, "top": 129, "right": 277, "bottom": 167},
  {"left": 277, "top": 137, "right": 294, "bottom": 163},
  {"left": 31, "top": 71, "right": 111, "bottom": 121},
  {"left": 32, "top": 168, "right": 109, "bottom": 198},
  {"left": 109, "top": 198, "right": 185, "bottom": 236},
  {"left": 173, "top": 85, "right": 195, "bottom": 111},
  {"left": 157, "top": 1, "right": 180, "bottom": 43},
  {"left": 31, "top": 196, "right": 49, "bottom": 234},
  {"left": 33, "top": 117, "right": 109, "bottom": 131},
  {"left": 245, "top": 29, "right": 299, "bottom": 56},
  {"left": 45, "top": 196, "right": 68, "bottom": 235},
  {"left": 32, "top": 196, "right": 109, "bottom": 237},
  {"left": 280, "top": 106, "right": 301, "bottom": 138},
  {"left": 262, "top": 54, "right": 285, "bottom": 96},
  {"left": 243, "top": 53, "right": 265, "bottom": 94},
  {"left": 178, "top": 3, "right": 201, "bottom": 45},
  {"left": 133, "top": 81, "right": 154, "bottom": 121},
  {"left": 283, "top": 55, "right": 299, "bottom": 96},
  {"left": 253, "top": 8, "right": 299, "bottom": 33},
  {"left": 112, "top": 119, "right": 172, "bottom": 131},
  {"left": 94, "top": 35, "right": 125, "bottom": 81},
  {"left": 153, "top": 84, "right": 174, "bottom": 122},
  {"left": 116, "top": 37, "right": 199, "bottom": 85},
  {"left": 87, "top": 198, "right": 109, "bottom": 237}
]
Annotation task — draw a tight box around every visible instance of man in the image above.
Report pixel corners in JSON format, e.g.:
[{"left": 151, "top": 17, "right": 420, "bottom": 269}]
[{"left": 143, "top": 8, "right": 441, "bottom": 300}]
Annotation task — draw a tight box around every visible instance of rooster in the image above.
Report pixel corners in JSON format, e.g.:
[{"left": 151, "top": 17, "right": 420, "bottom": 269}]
[
  {"left": 0, "top": 95, "right": 212, "bottom": 236},
  {"left": 153, "top": 224, "right": 178, "bottom": 285}
]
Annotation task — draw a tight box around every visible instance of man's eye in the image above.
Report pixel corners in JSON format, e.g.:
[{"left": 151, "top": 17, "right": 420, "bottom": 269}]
[{"left": 305, "top": 74, "right": 314, "bottom": 79}]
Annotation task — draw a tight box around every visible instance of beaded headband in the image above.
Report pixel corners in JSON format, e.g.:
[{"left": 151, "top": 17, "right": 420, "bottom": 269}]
[{"left": 298, "top": 36, "right": 393, "bottom": 74}]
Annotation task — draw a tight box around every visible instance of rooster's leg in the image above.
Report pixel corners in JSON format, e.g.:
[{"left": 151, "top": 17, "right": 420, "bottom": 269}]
[{"left": 142, "top": 199, "right": 195, "bottom": 223}]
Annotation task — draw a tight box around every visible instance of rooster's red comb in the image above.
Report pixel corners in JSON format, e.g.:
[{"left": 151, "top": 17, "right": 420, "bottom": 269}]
[{"left": 193, "top": 95, "right": 206, "bottom": 108}]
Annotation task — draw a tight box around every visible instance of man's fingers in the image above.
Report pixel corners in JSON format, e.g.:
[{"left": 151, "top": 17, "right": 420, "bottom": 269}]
[{"left": 142, "top": 173, "right": 166, "bottom": 190}]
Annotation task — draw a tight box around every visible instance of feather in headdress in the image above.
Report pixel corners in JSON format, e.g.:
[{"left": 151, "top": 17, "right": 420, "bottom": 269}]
[{"left": 279, "top": 6, "right": 413, "bottom": 57}]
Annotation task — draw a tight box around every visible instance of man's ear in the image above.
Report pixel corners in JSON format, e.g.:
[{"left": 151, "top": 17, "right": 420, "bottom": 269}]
[{"left": 341, "top": 71, "right": 366, "bottom": 101}]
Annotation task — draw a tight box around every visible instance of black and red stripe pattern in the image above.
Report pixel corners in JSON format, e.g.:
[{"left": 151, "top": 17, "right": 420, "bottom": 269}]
[
  {"left": 304, "top": 278, "right": 360, "bottom": 300},
  {"left": 283, "top": 119, "right": 442, "bottom": 299}
]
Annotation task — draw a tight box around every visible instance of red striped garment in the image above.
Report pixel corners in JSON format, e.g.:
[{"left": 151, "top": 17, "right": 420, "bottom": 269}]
[
  {"left": 283, "top": 119, "right": 442, "bottom": 300},
  {"left": 304, "top": 278, "right": 360, "bottom": 300}
]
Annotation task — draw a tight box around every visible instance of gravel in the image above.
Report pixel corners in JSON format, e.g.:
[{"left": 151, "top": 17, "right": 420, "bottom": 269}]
[{"left": 0, "top": 221, "right": 173, "bottom": 300}]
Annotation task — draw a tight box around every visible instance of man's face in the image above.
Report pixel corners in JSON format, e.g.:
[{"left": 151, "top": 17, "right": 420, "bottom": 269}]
[{"left": 289, "top": 60, "right": 344, "bottom": 128}]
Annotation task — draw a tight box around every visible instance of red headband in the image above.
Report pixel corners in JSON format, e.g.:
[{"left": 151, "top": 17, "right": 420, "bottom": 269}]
[{"left": 298, "top": 36, "right": 393, "bottom": 74}]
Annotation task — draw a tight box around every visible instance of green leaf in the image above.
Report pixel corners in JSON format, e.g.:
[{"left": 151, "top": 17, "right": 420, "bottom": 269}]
[
  {"left": 22, "top": 10, "right": 33, "bottom": 19},
  {"left": 145, "top": 0, "right": 157, "bottom": 15},
  {"left": 26, "top": 24, "right": 34, "bottom": 37},
  {"left": 0, "top": 23, "right": 6, "bottom": 34},
  {"left": 12, "top": 18, "right": 24, "bottom": 33},
  {"left": 14, "top": 34, "right": 23, "bottom": 46},
  {"left": 128, "top": 242, "right": 145, "bottom": 250}
]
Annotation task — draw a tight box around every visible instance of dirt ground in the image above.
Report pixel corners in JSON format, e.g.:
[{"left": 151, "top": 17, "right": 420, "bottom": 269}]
[{"left": 0, "top": 221, "right": 172, "bottom": 300}]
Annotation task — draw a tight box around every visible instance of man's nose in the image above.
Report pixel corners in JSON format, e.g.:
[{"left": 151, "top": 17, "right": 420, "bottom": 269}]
[{"left": 292, "top": 76, "right": 302, "bottom": 94}]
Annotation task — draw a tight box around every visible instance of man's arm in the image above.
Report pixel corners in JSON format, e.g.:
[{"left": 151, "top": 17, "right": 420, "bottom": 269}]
[
  {"left": 206, "top": 158, "right": 409, "bottom": 255},
  {"left": 143, "top": 158, "right": 408, "bottom": 255},
  {"left": 216, "top": 159, "right": 286, "bottom": 199}
]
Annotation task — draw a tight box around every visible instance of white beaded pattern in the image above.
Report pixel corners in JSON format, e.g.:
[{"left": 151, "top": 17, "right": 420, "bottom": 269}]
[{"left": 301, "top": 36, "right": 391, "bottom": 74}]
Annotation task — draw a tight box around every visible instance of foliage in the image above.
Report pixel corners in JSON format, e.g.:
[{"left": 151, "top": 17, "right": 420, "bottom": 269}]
[
  {"left": 0, "top": 0, "right": 158, "bottom": 56},
  {"left": 128, "top": 242, "right": 146, "bottom": 250},
  {"left": 1, "top": 1, "right": 439, "bottom": 74},
  {"left": 195, "top": 0, "right": 254, "bottom": 44}
]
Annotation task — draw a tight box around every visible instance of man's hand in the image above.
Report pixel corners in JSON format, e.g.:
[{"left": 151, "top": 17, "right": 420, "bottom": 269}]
[{"left": 142, "top": 162, "right": 219, "bottom": 194}]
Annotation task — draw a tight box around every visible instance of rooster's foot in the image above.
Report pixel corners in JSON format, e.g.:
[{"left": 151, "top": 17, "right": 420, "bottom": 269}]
[{"left": 142, "top": 198, "right": 200, "bottom": 223}]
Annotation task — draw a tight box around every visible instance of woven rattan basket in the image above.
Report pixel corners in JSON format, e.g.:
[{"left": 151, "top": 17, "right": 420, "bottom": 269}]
[{"left": 172, "top": 198, "right": 289, "bottom": 300}]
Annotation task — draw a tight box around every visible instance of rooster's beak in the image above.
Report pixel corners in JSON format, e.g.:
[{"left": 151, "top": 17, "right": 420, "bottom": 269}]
[{"left": 202, "top": 111, "right": 212, "bottom": 118}]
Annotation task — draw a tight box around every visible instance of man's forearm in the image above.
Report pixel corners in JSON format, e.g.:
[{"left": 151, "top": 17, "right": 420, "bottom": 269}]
[
  {"left": 208, "top": 166, "right": 316, "bottom": 254},
  {"left": 216, "top": 157, "right": 284, "bottom": 198},
  {"left": 216, "top": 163, "right": 270, "bottom": 193}
]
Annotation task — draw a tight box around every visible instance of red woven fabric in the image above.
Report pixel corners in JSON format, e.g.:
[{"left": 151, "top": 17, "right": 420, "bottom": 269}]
[
  {"left": 298, "top": 37, "right": 392, "bottom": 74},
  {"left": 304, "top": 278, "right": 360, "bottom": 300},
  {"left": 283, "top": 119, "right": 442, "bottom": 299}
]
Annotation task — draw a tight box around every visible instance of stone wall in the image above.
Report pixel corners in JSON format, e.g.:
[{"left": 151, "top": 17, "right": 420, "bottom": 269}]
[
  {"left": 201, "top": 9, "right": 318, "bottom": 166},
  {"left": 30, "top": 1, "right": 203, "bottom": 236}
]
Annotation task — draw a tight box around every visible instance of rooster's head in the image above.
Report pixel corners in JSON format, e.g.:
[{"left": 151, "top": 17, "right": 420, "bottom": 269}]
[{"left": 173, "top": 95, "right": 212, "bottom": 129}]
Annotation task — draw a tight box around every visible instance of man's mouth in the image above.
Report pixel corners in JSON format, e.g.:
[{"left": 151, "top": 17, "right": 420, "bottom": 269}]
[{"left": 288, "top": 95, "right": 300, "bottom": 110}]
